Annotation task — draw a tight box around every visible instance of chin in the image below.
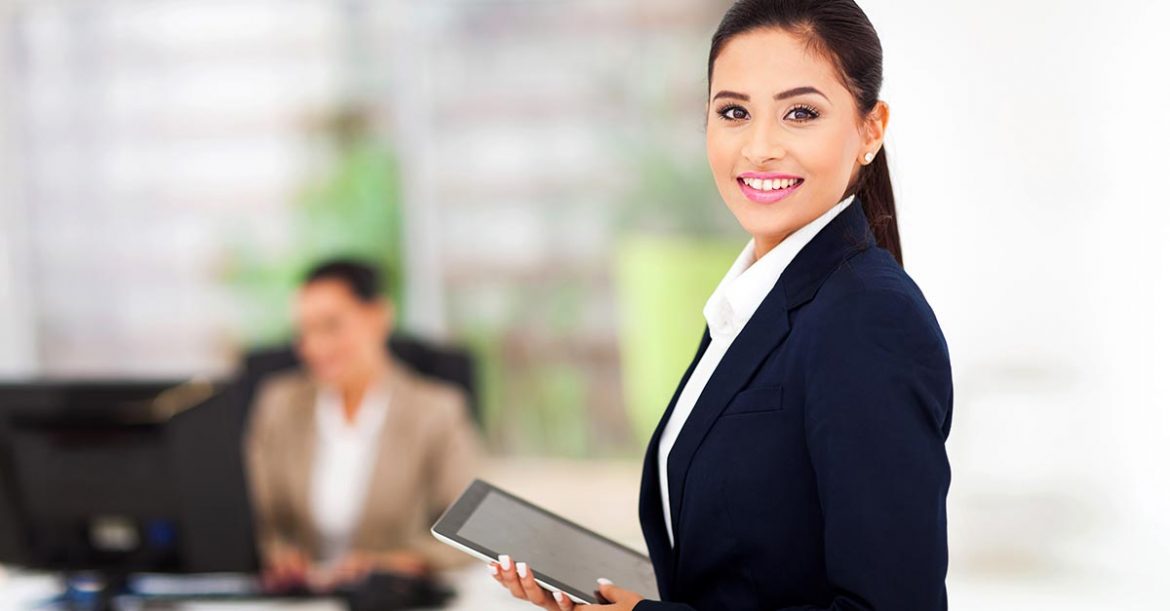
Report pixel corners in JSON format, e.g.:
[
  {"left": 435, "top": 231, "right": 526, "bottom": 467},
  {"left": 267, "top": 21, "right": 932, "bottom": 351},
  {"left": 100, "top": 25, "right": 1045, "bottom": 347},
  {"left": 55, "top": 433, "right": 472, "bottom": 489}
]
[
  {"left": 309, "top": 366, "right": 344, "bottom": 386},
  {"left": 733, "top": 205, "right": 803, "bottom": 240}
]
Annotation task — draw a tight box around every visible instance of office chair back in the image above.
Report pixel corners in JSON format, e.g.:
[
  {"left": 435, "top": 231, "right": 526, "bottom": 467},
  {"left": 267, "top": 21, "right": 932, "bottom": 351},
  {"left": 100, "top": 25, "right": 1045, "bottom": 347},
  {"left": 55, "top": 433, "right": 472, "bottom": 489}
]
[{"left": 237, "top": 332, "right": 480, "bottom": 427}]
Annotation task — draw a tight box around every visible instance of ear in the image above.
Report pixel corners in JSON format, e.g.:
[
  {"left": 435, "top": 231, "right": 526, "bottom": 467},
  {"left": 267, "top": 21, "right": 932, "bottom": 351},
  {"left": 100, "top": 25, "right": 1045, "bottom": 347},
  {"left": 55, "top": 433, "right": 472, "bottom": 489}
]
[
  {"left": 859, "top": 100, "right": 890, "bottom": 164},
  {"left": 382, "top": 298, "right": 396, "bottom": 332},
  {"left": 368, "top": 297, "right": 395, "bottom": 336}
]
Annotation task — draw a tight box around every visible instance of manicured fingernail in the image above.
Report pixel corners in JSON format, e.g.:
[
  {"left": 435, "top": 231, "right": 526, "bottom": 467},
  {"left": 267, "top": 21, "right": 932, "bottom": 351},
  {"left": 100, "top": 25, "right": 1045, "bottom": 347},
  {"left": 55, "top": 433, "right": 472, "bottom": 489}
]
[
  {"left": 597, "top": 577, "right": 613, "bottom": 585},
  {"left": 517, "top": 562, "right": 528, "bottom": 578},
  {"left": 487, "top": 563, "right": 498, "bottom": 575},
  {"left": 553, "top": 591, "right": 564, "bottom": 603},
  {"left": 498, "top": 554, "right": 511, "bottom": 570}
]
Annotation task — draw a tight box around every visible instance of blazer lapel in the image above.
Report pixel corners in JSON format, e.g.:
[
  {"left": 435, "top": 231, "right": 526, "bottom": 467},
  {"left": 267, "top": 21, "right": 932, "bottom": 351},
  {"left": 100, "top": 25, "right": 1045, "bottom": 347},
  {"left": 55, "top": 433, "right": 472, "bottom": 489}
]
[
  {"left": 662, "top": 195, "right": 877, "bottom": 572},
  {"left": 639, "top": 326, "right": 711, "bottom": 600},
  {"left": 664, "top": 282, "right": 792, "bottom": 572},
  {"left": 350, "top": 356, "right": 407, "bottom": 548}
]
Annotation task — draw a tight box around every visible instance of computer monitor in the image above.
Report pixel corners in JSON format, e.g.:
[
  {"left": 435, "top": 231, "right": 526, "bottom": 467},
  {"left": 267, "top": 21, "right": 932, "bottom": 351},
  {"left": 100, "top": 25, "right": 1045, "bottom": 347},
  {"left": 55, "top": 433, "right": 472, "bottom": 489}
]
[{"left": 0, "top": 380, "right": 258, "bottom": 577}]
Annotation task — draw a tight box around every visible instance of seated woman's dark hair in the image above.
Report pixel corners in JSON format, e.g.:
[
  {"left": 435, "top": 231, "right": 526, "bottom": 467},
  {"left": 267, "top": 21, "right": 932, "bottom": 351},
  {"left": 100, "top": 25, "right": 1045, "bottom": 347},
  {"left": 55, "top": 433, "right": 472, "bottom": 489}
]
[{"left": 303, "top": 258, "right": 383, "bottom": 303}]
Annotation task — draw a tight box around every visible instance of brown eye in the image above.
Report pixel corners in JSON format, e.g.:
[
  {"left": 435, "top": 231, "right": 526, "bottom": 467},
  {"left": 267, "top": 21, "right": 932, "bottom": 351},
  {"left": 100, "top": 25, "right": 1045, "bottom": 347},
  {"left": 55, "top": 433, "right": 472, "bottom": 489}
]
[
  {"left": 717, "top": 105, "right": 749, "bottom": 121},
  {"left": 785, "top": 104, "right": 820, "bottom": 122}
]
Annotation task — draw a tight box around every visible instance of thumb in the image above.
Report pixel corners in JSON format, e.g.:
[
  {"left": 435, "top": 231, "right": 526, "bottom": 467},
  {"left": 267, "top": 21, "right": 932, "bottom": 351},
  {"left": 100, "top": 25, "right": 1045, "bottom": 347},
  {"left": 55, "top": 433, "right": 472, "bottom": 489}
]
[{"left": 596, "top": 578, "right": 634, "bottom": 603}]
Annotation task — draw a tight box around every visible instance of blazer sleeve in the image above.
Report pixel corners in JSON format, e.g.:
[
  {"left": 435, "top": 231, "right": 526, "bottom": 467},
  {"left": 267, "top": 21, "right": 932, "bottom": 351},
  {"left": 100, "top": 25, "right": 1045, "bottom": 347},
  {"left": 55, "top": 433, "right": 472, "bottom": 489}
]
[
  {"left": 243, "top": 377, "right": 304, "bottom": 565},
  {"left": 406, "top": 384, "right": 483, "bottom": 570},
  {"left": 634, "top": 287, "right": 953, "bottom": 611}
]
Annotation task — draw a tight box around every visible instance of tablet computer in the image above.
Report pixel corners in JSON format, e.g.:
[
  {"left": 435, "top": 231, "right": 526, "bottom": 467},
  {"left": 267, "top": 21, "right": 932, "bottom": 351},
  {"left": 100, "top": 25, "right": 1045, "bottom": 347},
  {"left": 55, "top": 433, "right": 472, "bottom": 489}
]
[{"left": 431, "top": 479, "right": 658, "bottom": 604}]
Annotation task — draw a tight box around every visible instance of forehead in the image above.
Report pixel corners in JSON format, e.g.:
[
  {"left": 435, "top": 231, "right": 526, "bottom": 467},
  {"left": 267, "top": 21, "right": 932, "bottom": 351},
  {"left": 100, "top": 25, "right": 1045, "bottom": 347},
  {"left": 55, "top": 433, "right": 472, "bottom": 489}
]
[
  {"left": 298, "top": 279, "right": 361, "bottom": 308},
  {"left": 710, "top": 27, "right": 845, "bottom": 99}
]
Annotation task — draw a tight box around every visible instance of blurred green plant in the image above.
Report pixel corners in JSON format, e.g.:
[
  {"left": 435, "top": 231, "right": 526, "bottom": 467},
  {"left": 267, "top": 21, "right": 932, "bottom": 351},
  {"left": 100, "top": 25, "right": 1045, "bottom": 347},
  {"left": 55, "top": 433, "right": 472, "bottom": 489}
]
[
  {"left": 223, "top": 111, "right": 405, "bottom": 347},
  {"left": 612, "top": 142, "right": 740, "bottom": 238},
  {"left": 474, "top": 277, "right": 594, "bottom": 457},
  {"left": 612, "top": 127, "right": 745, "bottom": 446}
]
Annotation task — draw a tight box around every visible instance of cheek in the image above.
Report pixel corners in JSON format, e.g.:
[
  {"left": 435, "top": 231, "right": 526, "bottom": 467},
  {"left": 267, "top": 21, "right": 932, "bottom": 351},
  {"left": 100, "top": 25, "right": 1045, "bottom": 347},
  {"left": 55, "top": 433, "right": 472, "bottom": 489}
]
[
  {"left": 706, "top": 127, "right": 735, "bottom": 171},
  {"left": 303, "top": 332, "right": 339, "bottom": 363},
  {"left": 333, "top": 324, "right": 366, "bottom": 356},
  {"left": 706, "top": 130, "right": 741, "bottom": 199},
  {"left": 804, "top": 124, "right": 860, "bottom": 179},
  {"left": 301, "top": 324, "right": 353, "bottom": 362}
]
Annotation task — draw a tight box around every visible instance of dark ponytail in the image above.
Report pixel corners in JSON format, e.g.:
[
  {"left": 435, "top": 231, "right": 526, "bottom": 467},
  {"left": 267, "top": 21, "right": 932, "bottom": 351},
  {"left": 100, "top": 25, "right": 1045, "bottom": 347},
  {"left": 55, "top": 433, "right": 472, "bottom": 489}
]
[
  {"left": 855, "top": 146, "right": 900, "bottom": 265},
  {"left": 708, "top": 0, "right": 903, "bottom": 266}
]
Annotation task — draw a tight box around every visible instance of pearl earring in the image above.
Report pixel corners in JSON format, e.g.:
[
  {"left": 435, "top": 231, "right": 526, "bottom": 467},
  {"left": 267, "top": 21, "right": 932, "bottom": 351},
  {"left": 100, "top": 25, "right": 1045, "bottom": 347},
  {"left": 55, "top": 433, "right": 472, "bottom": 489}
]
[{"left": 863, "top": 151, "right": 875, "bottom": 164}]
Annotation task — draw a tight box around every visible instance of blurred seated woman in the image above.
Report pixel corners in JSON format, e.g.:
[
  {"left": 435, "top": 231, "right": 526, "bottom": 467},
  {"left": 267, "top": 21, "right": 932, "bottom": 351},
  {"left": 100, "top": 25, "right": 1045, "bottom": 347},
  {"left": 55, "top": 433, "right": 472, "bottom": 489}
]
[{"left": 244, "top": 259, "right": 480, "bottom": 592}]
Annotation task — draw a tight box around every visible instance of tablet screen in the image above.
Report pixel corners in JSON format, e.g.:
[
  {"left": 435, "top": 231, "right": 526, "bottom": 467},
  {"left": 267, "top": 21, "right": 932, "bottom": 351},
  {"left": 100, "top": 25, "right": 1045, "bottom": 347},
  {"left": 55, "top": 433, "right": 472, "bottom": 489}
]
[{"left": 432, "top": 480, "right": 658, "bottom": 603}]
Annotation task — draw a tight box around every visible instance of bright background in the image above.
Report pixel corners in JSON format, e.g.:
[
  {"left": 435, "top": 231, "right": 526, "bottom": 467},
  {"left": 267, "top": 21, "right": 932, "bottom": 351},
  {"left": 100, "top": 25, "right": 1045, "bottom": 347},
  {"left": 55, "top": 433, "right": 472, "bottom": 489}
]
[{"left": 1, "top": 0, "right": 1167, "bottom": 608}]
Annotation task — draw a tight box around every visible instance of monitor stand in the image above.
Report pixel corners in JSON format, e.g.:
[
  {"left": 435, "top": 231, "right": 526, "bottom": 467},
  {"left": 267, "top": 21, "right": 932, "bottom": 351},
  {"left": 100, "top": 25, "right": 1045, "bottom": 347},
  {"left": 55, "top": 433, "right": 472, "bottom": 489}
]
[{"left": 46, "top": 571, "right": 128, "bottom": 611}]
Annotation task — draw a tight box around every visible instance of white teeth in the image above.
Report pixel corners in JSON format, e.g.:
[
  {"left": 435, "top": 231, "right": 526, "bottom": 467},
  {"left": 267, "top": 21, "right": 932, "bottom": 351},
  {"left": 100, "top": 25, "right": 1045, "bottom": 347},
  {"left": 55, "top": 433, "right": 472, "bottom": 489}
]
[{"left": 743, "top": 177, "right": 801, "bottom": 191}]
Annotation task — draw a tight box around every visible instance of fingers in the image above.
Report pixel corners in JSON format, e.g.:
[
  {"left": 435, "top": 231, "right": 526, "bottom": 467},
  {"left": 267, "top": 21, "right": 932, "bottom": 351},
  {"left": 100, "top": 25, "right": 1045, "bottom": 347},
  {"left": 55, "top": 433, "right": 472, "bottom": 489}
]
[
  {"left": 281, "top": 552, "right": 309, "bottom": 575},
  {"left": 595, "top": 578, "right": 644, "bottom": 607},
  {"left": 331, "top": 562, "right": 365, "bottom": 586},
  {"left": 495, "top": 554, "right": 529, "bottom": 600},
  {"left": 488, "top": 554, "right": 569, "bottom": 611},
  {"left": 517, "top": 561, "right": 558, "bottom": 609},
  {"left": 596, "top": 578, "right": 616, "bottom": 604},
  {"left": 551, "top": 588, "right": 576, "bottom": 610},
  {"left": 382, "top": 551, "right": 429, "bottom": 577},
  {"left": 262, "top": 549, "right": 309, "bottom": 591},
  {"left": 321, "top": 554, "right": 374, "bottom": 589}
]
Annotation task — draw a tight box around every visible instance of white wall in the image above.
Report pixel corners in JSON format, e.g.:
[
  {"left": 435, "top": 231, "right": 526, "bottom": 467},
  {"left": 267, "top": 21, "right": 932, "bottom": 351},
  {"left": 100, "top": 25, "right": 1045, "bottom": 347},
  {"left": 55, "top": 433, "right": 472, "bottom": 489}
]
[
  {"left": 0, "top": 0, "right": 38, "bottom": 377},
  {"left": 864, "top": 0, "right": 1170, "bottom": 600}
]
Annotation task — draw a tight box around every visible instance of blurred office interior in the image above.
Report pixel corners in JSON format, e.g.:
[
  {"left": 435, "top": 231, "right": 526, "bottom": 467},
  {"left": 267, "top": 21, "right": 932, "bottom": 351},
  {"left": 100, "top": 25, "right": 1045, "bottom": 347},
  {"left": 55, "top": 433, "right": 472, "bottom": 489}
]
[{"left": 0, "top": 0, "right": 1168, "bottom": 609}]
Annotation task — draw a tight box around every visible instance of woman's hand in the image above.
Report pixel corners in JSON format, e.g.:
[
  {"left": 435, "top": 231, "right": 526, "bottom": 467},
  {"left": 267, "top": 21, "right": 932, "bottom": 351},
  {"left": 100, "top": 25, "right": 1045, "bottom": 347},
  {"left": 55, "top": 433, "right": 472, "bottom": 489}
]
[
  {"left": 488, "top": 554, "right": 645, "bottom": 611},
  {"left": 318, "top": 549, "right": 430, "bottom": 589},
  {"left": 260, "top": 544, "right": 311, "bottom": 592}
]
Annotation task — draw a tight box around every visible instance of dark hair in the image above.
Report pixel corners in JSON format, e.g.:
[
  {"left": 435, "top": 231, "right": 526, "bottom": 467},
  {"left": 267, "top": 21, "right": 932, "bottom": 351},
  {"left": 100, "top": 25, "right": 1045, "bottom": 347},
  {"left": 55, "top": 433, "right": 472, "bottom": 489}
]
[
  {"left": 303, "top": 258, "right": 383, "bottom": 303},
  {"left": 708, "top": 0, "right": 902, "bottom": 265}
]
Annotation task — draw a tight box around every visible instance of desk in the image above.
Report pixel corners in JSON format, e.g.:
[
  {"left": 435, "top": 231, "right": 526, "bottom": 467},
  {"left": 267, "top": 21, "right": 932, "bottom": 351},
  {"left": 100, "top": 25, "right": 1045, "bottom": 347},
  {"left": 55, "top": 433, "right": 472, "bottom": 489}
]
[
  {"left": 1, "top": 456, "right": 1159, "bottom": 610},
  {"left": 0, "top": 563, "right": 528, "bottom": 610},
  {"left": 0, "top": 458, "right": 643, "bottom": 611}
]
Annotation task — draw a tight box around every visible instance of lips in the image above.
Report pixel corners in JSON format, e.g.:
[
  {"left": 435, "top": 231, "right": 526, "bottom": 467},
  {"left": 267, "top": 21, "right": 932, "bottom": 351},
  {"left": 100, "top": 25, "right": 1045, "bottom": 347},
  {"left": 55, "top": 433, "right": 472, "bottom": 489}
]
[{"left": 736, "top": 173, "right": 804, "bottom": 204}]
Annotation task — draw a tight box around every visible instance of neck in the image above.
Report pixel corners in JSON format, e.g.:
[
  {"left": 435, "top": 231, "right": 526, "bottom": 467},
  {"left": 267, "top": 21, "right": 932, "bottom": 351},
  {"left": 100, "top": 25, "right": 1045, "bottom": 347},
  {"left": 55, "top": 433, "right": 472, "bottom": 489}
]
[
  {"left": 753, "top": 229, "right": 794, "bottom": 262},
  {"left": 337, "top": 352, "right": 390, "bottom": 424}
]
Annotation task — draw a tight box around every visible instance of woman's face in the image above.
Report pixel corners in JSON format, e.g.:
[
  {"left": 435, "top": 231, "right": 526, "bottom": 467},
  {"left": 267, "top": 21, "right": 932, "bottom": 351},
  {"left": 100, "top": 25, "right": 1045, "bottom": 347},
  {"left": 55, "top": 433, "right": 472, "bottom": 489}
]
[
  {"left": 294, "top": 279, "right": 391, "bottom": 388},
  {"left": 706, "top": 27, "right": 887, "bottom": 255}
]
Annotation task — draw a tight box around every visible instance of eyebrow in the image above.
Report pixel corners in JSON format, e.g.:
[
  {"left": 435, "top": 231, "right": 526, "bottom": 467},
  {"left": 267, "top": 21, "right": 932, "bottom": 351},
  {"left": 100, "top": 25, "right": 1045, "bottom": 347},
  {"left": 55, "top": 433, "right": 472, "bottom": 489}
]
[{"left": 711, "top": 86, "right": 829, "bottom": 103}]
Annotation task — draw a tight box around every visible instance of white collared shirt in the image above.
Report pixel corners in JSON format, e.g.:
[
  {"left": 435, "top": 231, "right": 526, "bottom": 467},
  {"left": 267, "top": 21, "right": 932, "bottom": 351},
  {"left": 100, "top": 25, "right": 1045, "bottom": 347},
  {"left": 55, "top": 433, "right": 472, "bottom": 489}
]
[
  {"left": 310, "top": 377, "right": 392, "bottom": 564},
  {"left": 657, "top": 193, "right": 855, "bottom": 547}
]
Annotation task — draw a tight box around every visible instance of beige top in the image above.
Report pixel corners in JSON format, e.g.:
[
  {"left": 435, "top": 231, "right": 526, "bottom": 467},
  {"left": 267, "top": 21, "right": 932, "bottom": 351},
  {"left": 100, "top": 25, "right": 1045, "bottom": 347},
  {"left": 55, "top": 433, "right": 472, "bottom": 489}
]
[{"left": 243, "top": 353, "right": 480, "bottom": 570}]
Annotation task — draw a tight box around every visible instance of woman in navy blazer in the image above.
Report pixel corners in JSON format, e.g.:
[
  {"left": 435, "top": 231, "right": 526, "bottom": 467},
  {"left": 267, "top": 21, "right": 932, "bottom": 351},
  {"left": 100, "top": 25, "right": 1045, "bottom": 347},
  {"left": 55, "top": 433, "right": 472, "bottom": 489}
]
[{"left": 491, "top": 1, "right": 952, "bottom": 609}]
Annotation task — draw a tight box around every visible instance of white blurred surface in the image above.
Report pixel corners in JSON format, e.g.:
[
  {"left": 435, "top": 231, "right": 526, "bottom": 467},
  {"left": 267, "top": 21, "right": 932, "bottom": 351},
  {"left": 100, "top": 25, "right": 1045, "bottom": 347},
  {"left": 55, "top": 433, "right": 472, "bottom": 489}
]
[
  {"left": 4, "top": 457, "right": 1167, "bottom": 609},
  {"left": 861, "top": 0, "right": 1170, "bottom": 596},
  {"left": 1, "top": 0, "right": 1167, "bottom": 607}
]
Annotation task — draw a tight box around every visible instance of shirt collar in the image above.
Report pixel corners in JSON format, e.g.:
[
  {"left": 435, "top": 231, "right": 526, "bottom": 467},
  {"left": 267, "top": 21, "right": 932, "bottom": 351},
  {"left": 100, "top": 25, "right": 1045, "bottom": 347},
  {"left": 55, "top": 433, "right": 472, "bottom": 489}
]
[
  {"left": 315, "top": 366, "right": 393, "bottom": 437},
  {"left": 703, "top": 193, "right": 856, "bottom": 341}
]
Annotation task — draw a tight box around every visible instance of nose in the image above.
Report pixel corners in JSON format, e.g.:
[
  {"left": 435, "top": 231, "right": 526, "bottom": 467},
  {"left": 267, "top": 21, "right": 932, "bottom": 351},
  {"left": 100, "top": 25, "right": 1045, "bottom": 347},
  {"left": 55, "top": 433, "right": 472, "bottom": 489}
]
[{"left": 740, "top": 115, "right": 787, "bottom": 166}]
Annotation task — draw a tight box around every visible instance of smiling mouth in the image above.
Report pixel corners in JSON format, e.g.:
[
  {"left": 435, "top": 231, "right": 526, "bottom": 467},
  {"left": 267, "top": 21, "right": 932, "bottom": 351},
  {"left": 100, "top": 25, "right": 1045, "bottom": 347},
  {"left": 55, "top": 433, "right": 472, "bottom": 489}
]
[
  {"left": 736, "top": 176, "right": 804, "bottom": 203},
  {"left": 739, "top": 177, "right": 803, "bottom": 191}
]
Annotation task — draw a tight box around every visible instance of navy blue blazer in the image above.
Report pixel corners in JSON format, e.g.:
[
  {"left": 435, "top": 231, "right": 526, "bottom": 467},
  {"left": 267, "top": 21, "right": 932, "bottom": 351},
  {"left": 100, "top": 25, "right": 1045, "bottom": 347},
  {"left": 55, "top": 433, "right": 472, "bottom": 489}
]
[{"left": 632, "top": 196, "right": 953, "bottom": 611}]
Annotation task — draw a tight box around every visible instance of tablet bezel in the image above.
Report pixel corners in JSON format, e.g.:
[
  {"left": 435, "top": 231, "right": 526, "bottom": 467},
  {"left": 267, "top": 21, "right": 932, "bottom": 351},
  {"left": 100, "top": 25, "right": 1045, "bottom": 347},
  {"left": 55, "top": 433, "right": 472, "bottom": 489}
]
[{"left": 431, "top": 479, "right": 655, "bottom": 605}]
